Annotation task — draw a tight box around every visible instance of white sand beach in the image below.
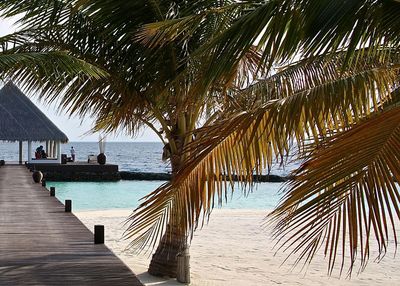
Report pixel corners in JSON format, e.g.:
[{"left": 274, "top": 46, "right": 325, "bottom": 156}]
[{"left": 75, "top": 209, "right": 400, "bottom": 286}]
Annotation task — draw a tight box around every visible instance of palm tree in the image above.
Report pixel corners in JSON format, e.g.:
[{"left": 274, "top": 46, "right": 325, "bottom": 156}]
[
  {"left": 2, "top": 0, "right": 400, "bottom": 279},
  {"left": 123, "top": 0, "right": 400, "bottom": 276},
  {"left": 0, "top": 0, "right": 262, "bottom": 278}
]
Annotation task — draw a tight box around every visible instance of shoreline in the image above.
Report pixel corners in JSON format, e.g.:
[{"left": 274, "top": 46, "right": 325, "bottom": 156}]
[{"left": 75, "top": 208, "right": 400, "bottom": 286}]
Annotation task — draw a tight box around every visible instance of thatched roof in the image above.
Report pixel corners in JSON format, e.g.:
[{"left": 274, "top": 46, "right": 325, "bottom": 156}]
[{"left": 0, "top": 82, "right": 68, "bottom": 142}]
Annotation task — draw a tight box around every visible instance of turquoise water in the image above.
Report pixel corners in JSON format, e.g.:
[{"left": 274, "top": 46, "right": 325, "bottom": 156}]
[{"left": 50, "top": 181, "right": 283, "bottom": 211}]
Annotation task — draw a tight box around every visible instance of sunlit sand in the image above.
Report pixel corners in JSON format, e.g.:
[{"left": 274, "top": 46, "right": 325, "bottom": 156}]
[{"left": 76, "top": 209, "right": 400, "bottom": 285}]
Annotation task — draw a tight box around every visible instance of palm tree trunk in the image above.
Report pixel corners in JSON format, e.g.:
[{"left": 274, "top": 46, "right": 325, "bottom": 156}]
[
  {"left": 147, "top": 224, "right": 187, "bottom": 278},
  {"left": 148, "top": 145, "right": 190, "bottom": 278}
]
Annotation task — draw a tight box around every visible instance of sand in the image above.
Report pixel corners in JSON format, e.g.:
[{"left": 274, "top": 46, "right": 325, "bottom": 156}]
[{"left": 75, "top": 209, "right": 400, "bottom": 286}]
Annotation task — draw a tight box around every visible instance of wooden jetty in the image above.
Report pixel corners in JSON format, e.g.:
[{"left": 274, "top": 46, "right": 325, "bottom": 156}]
[{"left": 0, "top": 165, "right": 143, "bottom": 285}]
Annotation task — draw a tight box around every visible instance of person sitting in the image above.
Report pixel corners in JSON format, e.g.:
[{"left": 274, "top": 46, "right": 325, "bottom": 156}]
[
  {"left": 35, "top": 145, "right": 43, "bottom": 159},
  {"left": 35, "top": 145, "right": 47, "bottom": 159}
]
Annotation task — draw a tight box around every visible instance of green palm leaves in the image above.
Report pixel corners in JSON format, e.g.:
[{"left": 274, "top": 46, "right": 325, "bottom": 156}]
[{"left": 0, "top": 48, "right": 106, "bottom": 97}]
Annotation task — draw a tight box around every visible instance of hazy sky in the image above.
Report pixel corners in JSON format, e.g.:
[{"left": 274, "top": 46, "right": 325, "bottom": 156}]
[{"left": 0, "top": 17, "right": 160, "bottom": 142}]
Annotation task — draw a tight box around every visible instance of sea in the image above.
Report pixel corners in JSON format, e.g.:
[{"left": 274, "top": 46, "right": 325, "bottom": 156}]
[
  {"left": 0, "top": 141, "right": 296, "bottom": 175},
  {"left": 0, "top": 141, "right": 169, "bottom": 173},
  {"left": 0, "top": 141, "right": 292, "bottom": 211}
]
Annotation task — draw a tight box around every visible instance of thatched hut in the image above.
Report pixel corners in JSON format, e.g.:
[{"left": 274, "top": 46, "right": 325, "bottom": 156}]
[{"left": 0, "top": 82, "right": 68, "bottom": 164}]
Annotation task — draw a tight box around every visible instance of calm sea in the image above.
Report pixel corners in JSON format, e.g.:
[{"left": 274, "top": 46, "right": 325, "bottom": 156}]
[
  {"left": 50, "top": 180, "right": 283, "bottom": 211},
  {"left": 0, "top": 141, "right": 291, "bottom": 211},
  {"left": 0, "top": 141, "right": 169, "bottom": 173},
  {"left": 0, "top": 141, "right": 296, "bottom": 175}
]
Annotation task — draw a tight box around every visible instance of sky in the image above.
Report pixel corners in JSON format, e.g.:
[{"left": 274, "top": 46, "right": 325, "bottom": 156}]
[{"left": 0, "top": 17, "right": 160, "bottom": 142}]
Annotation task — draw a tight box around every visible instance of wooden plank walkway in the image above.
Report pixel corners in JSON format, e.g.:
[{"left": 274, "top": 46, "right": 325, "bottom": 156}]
[{"left": 0, "top": 165, "right": 143, "bottom": 285}]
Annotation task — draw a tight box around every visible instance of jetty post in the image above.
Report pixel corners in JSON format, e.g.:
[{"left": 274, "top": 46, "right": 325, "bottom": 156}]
[
  {"left": 50, "top": 187, "right": 55, "bottom": 197},
  {"left": 94, "top": 225, "right": 105, "bottom": 244},
  {"left": 65, "top": 200, "right": 72, "bottom": 212}
]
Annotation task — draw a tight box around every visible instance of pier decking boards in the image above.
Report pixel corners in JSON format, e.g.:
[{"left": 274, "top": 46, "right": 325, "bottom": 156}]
[{"left": 0, "top": 165, "right": 143, "bottom": 285}]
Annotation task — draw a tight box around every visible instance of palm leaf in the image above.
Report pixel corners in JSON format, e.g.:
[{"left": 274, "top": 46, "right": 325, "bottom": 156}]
[
  {"left": 183, "top": 0, "right": 400, "bottom": 88},
  {"left": 0, "top": 51, "right": 107, "bottom": 93},
  {"left": 269, "top": 105, "right": 400, "bottom": 275},
  {"left": 136, "top": 2, "right": 248, "bottom": 49},
  {"left": 240, "top": 48, "right": 400, "bottom": 104},
  {"left": 125, "top": 60, "right": 400, "bottom": 251}
]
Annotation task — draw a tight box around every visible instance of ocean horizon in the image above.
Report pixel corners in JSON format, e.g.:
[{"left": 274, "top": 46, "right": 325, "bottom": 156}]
[
  {"left": 0, "top": 141, "right": 170, "bottom": 173},
  {"left": 0, "top": 141, "right": 297, "bottom": 176}
]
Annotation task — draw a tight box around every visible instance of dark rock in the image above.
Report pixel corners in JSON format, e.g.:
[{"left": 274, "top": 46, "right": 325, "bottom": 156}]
[
  {"left": 119, "top": 172, "right": 288, "bottom": 182},
  {"left": 35, "top": 166, "right": 288, "bottom": 182},
  {"left": 44, "top": 172, "right": 121, "bottom": 182},
  {"left": 119, "top": 172, "right": 171, "bottom": 181}
]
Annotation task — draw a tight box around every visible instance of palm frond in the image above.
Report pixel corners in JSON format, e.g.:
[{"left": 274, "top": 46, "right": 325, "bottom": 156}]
[
  {"left": 136, "top": 3, "right": 245, "bottom": 49},
  {"left": 240, "top": 48, "right": 400, "bottom": 104},
  {"left": 125, "top": 61, "right": 400, "bottom": 251},
  {"left": 269, "top": 106, "right": 400, "bottom": 275},
  {"left": 0, "top": 51, "right": 107, "bottom": 93},
  {"left": 0, "top": 0, "right": 167, "bottom": 132},
  {"left": 191, "top": 0, "right": 400, "bottom": 88}
]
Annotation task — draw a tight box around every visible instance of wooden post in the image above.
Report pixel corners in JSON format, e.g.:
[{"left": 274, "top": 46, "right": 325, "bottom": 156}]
[
  {"left": 94, "top": 225, "right": 104, "bottom": 244},
  {"left": 56, "top": 141, "right": 62, "bottom": 164},
  {"left": 53, "top": 141, "right": 57, "bottom": 158},
  {"left": 48, "top": 141, "right": 52, "bottom": 158},
  {"left": 65, "top": 200, "right": 72, "bottom": 212},
  {"left": 27, "top": 141, "right": 32, "bottom": 163},
  {"left": 41, "top": 179, "right": 46, "bottom": 187},
  {"left": 49, "top": 141, "right": 54, "bottom": 158},
  {"left": 50, "top": 141, "right": 54, "bottom": 158},
  {"left": 53, "top": 142, "right": 57, "bottom": 159},
  {"left": 50, "top": 187, "right": 55, "bottom": 197},
  {"left": 19, "top": 141, "right": 23, "bottom": 164},
  {"left": 177, "top": 242, "right": 190, "bottom": 283}
]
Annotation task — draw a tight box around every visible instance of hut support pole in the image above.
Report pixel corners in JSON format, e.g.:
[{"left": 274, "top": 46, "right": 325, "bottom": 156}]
[
  {"left": 19, "top": 141, "right": 23, "bottom": 164},
  {"left": 27, "top": 141, "right": 32, "bottom": 163},
  {"left": 52, "top": 141, "right": 56, "bottom": 158},
  {"left": 49, "top": 141, "right": 53, "bottom": 158},
  {"left": 46, "top": 141, "right": 49, "bottom": 157},
  {"left": 56, "top": 141, "right": 61, "bottom": 164}
]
